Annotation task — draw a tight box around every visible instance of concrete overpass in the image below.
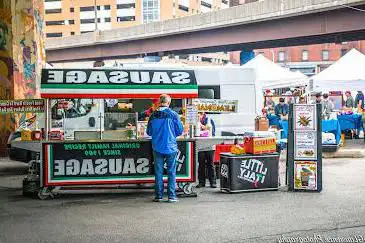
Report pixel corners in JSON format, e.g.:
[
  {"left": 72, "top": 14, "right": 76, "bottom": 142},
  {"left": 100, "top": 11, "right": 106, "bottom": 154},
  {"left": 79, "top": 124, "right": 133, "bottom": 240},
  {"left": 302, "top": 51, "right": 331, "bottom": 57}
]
[{"left": 46, "top": 0, "right": 365, "bottom": 63}]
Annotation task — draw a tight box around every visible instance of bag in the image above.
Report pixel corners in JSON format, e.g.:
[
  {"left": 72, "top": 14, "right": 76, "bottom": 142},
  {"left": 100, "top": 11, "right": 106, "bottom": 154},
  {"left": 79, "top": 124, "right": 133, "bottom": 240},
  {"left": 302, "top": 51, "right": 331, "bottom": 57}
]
[{"left": 255, "top": 117, "right": 269, "bottom": 131}]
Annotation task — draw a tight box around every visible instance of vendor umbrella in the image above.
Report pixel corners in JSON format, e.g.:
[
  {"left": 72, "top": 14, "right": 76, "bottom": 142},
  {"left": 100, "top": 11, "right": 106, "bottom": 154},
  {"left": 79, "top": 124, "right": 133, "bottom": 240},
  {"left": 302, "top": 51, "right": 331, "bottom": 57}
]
[
  {"left": 312, "top": 49, "right": 365, "bottom": 91},
  {"left": 243, "top": 54, "right": 309, "bottom": 89}
]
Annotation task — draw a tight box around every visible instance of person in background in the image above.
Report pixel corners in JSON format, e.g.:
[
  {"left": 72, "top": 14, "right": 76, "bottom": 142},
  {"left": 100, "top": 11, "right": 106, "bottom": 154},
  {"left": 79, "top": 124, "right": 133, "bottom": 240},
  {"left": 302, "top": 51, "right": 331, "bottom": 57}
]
[
  {"left": 285, "top": 91, "right": 294, "bottom": 104},
  {"left": 355, "top": 91, "right": 364, "bottom": 110},
  {"left": 345, "top": 91, "right": 355, "bottom": 108},
  {"left": 147, "top": 94, "right": 184, "bottom": 203},
  {"left": 322, "top": 93, "right": 335, "bottom": 119},
  {"left": 197, "top": 112, "right": 217, "bottom": 188},
  {"left": 139, "top": 99, "right": 159, "bottom": 121},
  {"left": 265, "top": 94, "right": 275, "bottom": 109},
  {"left": 299, "top": 96, "right": 306, "bottom": 104},
  {"left": 274, "top": 98, "right": 289, "bottom": 120},
  {"left": 314, "top": 93, "right": 322, "bottom": 104}
]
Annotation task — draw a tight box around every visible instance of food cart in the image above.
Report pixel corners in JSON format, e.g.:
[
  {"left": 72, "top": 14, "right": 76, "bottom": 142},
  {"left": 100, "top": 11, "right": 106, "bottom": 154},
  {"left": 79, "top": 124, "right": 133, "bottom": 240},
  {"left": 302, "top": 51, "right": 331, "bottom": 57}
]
[
  {"left": 13, "top": 68, "right": 245, "bottom": 199},
  {"left": 10, "top": 68, "right": 200, "bottom": 199}
]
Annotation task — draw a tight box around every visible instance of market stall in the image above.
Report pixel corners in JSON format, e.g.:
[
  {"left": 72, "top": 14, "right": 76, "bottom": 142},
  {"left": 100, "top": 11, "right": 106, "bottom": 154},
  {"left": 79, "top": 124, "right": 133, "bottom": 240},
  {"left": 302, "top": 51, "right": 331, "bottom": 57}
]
[
  {"left": 311, "top": 48, "right": 365, "bottom": 142},
  {"left": 15, "top": 68, "right": 200, "bottom": 198},
  {"left": 15, "top": 67, "right": 252, "bottom": 199}
]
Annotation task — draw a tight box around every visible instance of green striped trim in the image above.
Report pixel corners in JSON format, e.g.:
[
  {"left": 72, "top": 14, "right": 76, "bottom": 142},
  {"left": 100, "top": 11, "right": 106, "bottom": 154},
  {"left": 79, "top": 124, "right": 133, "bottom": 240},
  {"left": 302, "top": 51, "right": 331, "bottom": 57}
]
[{"left": 41, "top": 84, "right": 198, "bottom": 90}]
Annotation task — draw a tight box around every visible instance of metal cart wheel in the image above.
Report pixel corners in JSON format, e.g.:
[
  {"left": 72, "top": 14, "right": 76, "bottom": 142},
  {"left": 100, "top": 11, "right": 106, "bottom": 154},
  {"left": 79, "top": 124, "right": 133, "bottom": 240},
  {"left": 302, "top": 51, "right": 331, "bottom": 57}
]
[
  {"left": 37, "top": 187, "right": 54, "bottom": 200},
  {"left": 183, "top": 183, "right": 195, "bottom": 195}
]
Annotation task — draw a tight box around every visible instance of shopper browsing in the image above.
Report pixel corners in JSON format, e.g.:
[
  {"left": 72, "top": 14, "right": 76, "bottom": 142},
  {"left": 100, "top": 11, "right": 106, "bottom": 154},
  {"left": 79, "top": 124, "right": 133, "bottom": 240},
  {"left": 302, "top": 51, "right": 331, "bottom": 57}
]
[
  {"left": 355, "top": 91, "right": 364, "bottom": 110},
  {"left": 147, "top": 94, "right": 184, "bottom": 203},
  {"left": 274, "top": 98, "right": 289, "bottom": 120},
  {"left": 345, "top": 91, "right": 355, "bottom": 108},
  {"left": 197, "top": 112, "right": 217, "bottom": 188},
  {"left": 321, "top": 93, "right": 335, "bottom": 119}
]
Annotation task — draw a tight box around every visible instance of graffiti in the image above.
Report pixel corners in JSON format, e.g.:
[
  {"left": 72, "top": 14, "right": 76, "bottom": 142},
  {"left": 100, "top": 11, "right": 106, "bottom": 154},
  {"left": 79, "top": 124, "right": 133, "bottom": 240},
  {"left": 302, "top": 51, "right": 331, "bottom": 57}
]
[
  {"left": 220, "top": 164, "right": 229, "bottom": 178},
  {"left": 0, "top": 0, "right": 45, "bottom": 154},
  {"left": 238, "top": 159, "right": 268, "bottom": 188}
]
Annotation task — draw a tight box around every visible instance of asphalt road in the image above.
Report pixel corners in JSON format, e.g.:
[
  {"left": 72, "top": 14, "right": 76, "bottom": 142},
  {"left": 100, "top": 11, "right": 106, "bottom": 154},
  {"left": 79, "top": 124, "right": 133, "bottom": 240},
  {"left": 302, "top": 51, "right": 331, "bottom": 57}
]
[{"left": 0, "top": 157, "right": 365, "bottom": 243}]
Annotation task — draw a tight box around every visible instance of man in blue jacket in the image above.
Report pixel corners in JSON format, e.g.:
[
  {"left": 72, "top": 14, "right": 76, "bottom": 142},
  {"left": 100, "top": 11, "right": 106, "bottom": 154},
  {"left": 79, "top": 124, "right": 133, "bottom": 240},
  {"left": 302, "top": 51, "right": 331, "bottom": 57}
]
[{"left": 147, "top": 94, "right": 184, "bottom": 203}]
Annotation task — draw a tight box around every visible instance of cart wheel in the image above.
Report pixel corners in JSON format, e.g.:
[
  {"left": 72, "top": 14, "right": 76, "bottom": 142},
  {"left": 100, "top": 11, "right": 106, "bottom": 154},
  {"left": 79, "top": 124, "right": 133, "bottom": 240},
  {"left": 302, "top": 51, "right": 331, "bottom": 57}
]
[
  {"left": 183, "top": 183, "right": 194, "bottom": 195},
  {"left": 37, "top": 187, "right": 53, "bottom": 200},
  {"left": 37, "top": 191, "right": 49, "bottom": 200}
]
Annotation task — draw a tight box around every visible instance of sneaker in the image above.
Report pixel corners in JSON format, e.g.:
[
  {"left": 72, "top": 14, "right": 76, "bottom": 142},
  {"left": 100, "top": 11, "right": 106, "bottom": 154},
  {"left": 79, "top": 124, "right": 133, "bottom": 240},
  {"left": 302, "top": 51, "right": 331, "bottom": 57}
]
[
  {"left": 210, "top": 184, "right": 217, "bottom": 188},
  {"left": 153, "top": 198, "right": 164, "bottom": 202},
  {"left": 168, "top": 198, "right": 179, "bottom": 203}
]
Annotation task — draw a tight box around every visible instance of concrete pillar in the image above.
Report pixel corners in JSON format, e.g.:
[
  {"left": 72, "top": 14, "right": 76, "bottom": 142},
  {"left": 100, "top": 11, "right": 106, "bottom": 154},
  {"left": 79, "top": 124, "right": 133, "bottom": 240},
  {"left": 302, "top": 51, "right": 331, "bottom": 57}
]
[{"left": 0, "top": 0, "right": 45, "bottom": 156}]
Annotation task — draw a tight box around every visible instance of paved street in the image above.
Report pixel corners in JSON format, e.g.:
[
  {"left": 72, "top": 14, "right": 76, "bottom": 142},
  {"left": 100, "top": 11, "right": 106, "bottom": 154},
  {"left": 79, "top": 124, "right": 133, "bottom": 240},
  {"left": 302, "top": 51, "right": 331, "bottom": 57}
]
[{"left": 0, "top": 156, "right": 365, "bottom": 243}]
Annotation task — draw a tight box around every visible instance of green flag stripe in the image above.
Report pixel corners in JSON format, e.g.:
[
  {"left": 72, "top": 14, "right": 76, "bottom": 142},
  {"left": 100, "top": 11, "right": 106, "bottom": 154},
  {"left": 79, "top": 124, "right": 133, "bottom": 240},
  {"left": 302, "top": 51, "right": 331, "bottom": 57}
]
[{"left": 41, "top": 84, "right": 198, "bottom": 89}]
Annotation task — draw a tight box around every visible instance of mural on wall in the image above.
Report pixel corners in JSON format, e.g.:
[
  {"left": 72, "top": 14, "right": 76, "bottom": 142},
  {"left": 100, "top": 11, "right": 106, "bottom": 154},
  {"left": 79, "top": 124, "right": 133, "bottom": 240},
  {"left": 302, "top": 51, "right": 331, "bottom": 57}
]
[
  {"left": 0, "top": 2, "right": 15, "bottom": 152},
  {"left": 12, "top": 0, "right": 45, "bottom": 99},
  {"left": 0, "top": 0, "right": 45, "bottom": 154}
]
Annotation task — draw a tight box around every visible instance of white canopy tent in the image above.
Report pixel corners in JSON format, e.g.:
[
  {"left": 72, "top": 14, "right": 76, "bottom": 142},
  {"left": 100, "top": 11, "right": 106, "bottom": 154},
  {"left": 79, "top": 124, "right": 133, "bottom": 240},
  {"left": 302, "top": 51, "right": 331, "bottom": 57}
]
[
  {"left": 242, "top": 54, "right": 309, "bottom": 90},
  {"left": 312, "top": 49, "right": 365, "bottom": 91}
]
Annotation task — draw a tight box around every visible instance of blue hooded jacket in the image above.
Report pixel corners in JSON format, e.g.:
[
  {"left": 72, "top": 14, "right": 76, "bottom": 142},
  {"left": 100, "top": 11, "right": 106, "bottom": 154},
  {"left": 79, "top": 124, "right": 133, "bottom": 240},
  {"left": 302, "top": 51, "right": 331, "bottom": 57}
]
[{"left": 147, "top": 107, "right": 184, "bottom": 154}]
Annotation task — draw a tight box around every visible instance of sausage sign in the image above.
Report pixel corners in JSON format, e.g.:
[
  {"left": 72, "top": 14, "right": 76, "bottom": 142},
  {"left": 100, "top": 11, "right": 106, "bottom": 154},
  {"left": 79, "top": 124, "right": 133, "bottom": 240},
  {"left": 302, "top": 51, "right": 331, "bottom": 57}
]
[
  {"left": 43, "top": 141, "right": 195, "bottom": 186},
  {"left": 40, "top": 69, "right": 198, "bottom": 99}
]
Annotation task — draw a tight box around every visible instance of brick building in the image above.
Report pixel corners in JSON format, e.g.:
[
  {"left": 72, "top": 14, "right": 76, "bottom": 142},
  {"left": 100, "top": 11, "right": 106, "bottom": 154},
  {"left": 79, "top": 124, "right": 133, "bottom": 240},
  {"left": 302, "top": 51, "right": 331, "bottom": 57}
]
[
  {"left": 44, "top": 0, "right": 230, "bottom": 38},
  {"left": 229, "top": 0, "right": 365, "bottom": 76}
]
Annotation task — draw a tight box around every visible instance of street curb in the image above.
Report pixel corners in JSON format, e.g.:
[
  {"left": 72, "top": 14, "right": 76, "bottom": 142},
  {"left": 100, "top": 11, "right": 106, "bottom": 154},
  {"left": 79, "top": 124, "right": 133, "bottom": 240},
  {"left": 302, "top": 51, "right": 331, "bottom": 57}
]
[{"left": 323, "top": 149, "right": 365, "bottom": 159}]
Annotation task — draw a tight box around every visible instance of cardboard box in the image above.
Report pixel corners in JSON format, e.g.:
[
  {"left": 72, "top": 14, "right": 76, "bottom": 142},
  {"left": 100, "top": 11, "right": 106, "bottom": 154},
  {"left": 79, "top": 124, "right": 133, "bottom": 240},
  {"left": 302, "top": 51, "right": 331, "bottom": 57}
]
[
  {"left": 255, "top": 117, "right": 269, "bottom": 131},
  {"left": 245, "top": 137, "right": 276, "bottom": 154}
]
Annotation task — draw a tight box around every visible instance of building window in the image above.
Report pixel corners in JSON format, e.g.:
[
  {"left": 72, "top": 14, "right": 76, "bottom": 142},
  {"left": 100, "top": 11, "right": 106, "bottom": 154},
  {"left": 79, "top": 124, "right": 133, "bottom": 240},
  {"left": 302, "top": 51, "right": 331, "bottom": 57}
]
[
  {"left": 46, "top": 20, "right": 64, "bottom": 26},
  {"left": 105, "top": 18, "right": 111, "bottom": 22},
  {"left": 278, "top": 51, "right": 286, "bottom": 62},
  {"left": 104, "top": 5, "right": 111, "bottom": 10},
  {"left": 80, "top": 6, "right": 95, "bottom": 12},
  {"left": 341, "top": 49, "right": 348, "bottom": 57},
  {"left": 142, "top": 0, "right": 160, "bottom": 23},
  {"left": 68, "top": 20, "right": 75, "bottom": 24},
  {"left": 302, "top": 50, "right": 309, "bottom": 61},
  {"left": 117, "top": 16, "right": 136, "bottom": 22},
  {"left": 81, "top": 31, "right": 93, "bottom": 34},
  {"left": 178, "top": 5, "right": 189, "bottom": 11},
  {"left": 45, "top": 9, "right": 62, "bottom": 14},
  {"left": 117, "top": 4, "right": 136, "bottom": 9},
  {"left": 46, "top": 32, "right": 62, "bottom": 38},
  {"left": 201, "top": 1, "right": 212, "bottom": 8},
  {"left": 70, "top": 7, "right": 74, "bottom": 12},
  {"left": 97, "top": 6, "right": 101, "bottom": 10},
  {"left": 45, "top": 0, "right": 61, "bottom": 2},
  {"left": 80, "top": 18, "right": 101, "bottom": 24},
  {"left": 322, "top": 50, "right": 329, "bottom": 61},
  {"left": 71, "top": 32, "right": 75, "bottom": 35}
]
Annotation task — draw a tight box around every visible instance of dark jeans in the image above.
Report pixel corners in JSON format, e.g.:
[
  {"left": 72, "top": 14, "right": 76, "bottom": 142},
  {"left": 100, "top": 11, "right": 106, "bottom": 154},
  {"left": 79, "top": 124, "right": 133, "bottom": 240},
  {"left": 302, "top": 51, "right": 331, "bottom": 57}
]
[{"left": 198, "top": 150, "right": 216, "bottom": 185}]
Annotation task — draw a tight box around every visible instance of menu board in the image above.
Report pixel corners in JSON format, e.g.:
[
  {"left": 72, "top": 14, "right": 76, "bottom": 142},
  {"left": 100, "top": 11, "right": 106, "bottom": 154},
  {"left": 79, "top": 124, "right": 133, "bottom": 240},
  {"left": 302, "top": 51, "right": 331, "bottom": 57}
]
[
  {"left": 294, "top": 131, "right": 317, "bottom": 160},
  {"left": 186, "top": 104, "right": 198, "bottom": 125},
  {"left": 294, "top": 104, "right": 316, "bottom": 131},
  {"left": 294, "top": 161, "right": 317, "bottom": 190}
]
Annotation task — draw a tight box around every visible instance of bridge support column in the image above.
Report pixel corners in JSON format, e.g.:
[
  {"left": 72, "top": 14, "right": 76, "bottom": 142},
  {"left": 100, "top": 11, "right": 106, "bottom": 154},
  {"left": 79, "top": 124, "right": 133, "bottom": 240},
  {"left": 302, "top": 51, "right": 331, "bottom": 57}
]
[{"left": 0, "top": 0, "right": 45, "bottom": 156}]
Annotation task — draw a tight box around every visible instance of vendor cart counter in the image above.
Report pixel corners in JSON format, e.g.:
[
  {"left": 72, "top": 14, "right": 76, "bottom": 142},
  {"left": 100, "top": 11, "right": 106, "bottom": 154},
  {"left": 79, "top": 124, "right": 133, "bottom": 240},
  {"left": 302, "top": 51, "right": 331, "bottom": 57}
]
[
  {"left": 11, "top": 136, "right": 244, "bottom": 154},
  {"left": 220, "top": 153, "right": 280, "bottom": 193}
]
